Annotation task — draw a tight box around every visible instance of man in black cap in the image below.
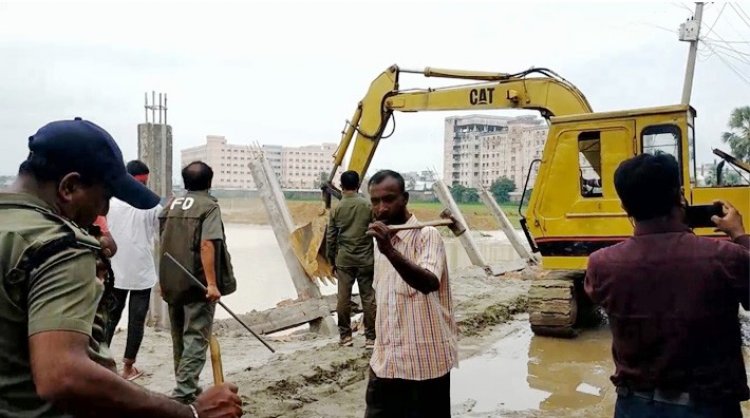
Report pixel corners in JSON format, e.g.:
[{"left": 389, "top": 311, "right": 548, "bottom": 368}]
[{"left": 0, "top": 118, "right": 242, "bottom": 418}]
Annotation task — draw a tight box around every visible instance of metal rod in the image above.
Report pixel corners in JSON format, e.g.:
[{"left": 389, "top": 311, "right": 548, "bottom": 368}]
[
  {"left": 144, "top": 92, "right": 148, "bottom": 123},
  {"left": 151, "top": 91, "right": 156, "bottom": 125},
  {"left": 158, "top": 93, "right": 162, "bottom": 124},
  {"left": 164, "top": 93, "right": 168, "bottom": 126},
  {"left": 164, "top": 253, "right": 276, "bottom": 353}
]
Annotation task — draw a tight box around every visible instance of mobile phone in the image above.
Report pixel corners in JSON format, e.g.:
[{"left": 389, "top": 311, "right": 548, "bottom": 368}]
[{"left": 685, "top": 203, "right": 724, "bottom": 228}]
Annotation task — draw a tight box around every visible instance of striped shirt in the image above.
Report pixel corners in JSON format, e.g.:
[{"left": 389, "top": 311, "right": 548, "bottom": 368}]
[{"left": 370, "top": 215, "right": 459, "bottom": 381}]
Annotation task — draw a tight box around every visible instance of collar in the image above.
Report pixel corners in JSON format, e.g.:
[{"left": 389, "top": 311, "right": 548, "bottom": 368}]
[
  {"left": 0, "top": 192, "right": 57, "bottom": 213},
  {"left": 342, "top": 192, "right": 358, "bottom": 199},
  {"left": 186, "top": 190, "right": 217, "bottom": 202},
  {"left": 394, "top": 214, "right": 419, "bottom": 242},
  {"left": 634, "top": 217, "right": 690, "bottom": 236}
]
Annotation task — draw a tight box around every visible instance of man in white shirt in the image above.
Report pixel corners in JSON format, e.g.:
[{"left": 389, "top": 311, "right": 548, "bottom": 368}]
[{"left": 105, "top": 160, "right": 162, "bottom": 381}]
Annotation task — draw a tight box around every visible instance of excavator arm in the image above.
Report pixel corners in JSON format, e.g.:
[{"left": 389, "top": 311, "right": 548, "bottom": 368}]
[
  {"left": 295, "top": 64, "right": 592, "bottom": 282},
  {"left": 327, "top": 65, "right": 593, "bottom": 184}
]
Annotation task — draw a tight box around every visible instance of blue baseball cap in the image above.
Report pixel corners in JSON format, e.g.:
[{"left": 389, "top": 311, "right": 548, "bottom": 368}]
[{"left": 28, "top": 118, "right": 161, "bottom": 210}]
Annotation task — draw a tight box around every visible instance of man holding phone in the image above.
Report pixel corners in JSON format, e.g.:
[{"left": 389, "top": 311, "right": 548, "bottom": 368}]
[{"left": 585, "top": 153, "right": 749, "bottom": 418}]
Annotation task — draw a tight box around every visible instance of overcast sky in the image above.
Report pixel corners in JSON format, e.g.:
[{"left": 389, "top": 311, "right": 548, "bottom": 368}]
[{"left": 1, "top": 0, "right": 748, "bottom": 177}]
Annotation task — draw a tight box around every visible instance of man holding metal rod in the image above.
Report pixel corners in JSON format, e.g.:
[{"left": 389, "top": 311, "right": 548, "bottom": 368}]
[{"left": 159, "top": 161, "right": 238, "bottom": 405}]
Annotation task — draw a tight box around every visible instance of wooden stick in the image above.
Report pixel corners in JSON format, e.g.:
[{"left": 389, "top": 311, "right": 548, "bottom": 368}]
[{"left": 209, "top": 335, "right": 224, "bottom": 384}]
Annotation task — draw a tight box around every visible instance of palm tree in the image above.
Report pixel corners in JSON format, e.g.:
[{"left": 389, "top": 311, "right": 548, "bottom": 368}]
[{"left": 721, "top": 106, "right": 750, "bottom": 162}]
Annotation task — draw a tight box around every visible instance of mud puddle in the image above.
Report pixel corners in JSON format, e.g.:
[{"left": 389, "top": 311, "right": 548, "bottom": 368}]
[{"left": 451, "top": 318, "right": 750, "bottom": 417}]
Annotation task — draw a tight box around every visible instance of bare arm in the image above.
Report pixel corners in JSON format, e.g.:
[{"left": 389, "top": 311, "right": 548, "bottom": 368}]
[
  {"left": 200, "top": 240, "right": 217, "bottom": 288},
  {"left": 367, "top": 221, "right": 439, "bottom": 294},
  {"left": 201, "top": 240, "right": 221, "bottom": 302},
  {"left": 30, "top": 331, "right": 191, "bottom": 418}
]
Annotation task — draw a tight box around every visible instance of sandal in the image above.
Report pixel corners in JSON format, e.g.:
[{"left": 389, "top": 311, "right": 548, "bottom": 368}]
[{"left": 124, "top": 367, "right": 144, "bottom": 381}]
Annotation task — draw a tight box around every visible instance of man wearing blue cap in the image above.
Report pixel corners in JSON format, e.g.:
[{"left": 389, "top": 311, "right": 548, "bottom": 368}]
[{"left": 0, "top": 118, "right": 242, "bottom": 418}]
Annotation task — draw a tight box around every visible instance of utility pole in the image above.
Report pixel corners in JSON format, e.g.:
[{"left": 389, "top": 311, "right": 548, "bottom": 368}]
[{"left": 680, "top": 2, "right": 704, "bottom": 105}]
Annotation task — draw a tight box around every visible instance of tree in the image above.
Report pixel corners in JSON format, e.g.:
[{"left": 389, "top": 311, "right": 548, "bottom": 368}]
[
  {"left": 464, "top": 188, "right": 479, "bottom": 203},
  {"left": 450, "top": 184, "right": 468, "bottom": 202},
  {"left": 490, "top": 177, "right": 516, "bottom": 203},
  {"left": 721, "top": 106, "right": 750, "bottom": 162},
  {"left": 705, "top": 163, "right": 743, "bottom": 186},
  {"left": 448, "top": 184, "right": 479, "bottom": 203}
]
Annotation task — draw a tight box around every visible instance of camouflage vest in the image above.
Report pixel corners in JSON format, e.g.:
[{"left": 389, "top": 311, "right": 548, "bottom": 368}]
[
  {"left": 159, "top": 191, "right": 236, "bottom": 305},
  {"left": 0, "top": 195, "right": 117, "bottom": 373}
]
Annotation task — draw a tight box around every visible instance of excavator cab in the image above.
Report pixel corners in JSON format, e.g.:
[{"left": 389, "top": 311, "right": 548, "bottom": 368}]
[{"left": 522, "top": 105, "right": 750, "bottom": 336}]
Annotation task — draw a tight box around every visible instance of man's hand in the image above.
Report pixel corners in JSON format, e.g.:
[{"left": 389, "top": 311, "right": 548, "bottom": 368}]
[
  {"left": 192, "top": 383, "right": 243, "bottom": 418},
  {"left": 206, "top": 284, "right": 221, "bottom": 303},
  {"left": 712, "top": 200, "right": 746, "bottom": 240},
  {"left": 367, "top": 221, "right": 394, "bottom": 256}
]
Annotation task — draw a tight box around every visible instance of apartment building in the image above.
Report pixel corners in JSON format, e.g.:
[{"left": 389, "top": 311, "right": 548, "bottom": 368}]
[
  {"left": 180, "top": 135, "right": 282, "bottom": 189},
  {"left": 443, "top": 115, "right": 548, "bottom": 190},
  {"left": 180, "top": 136, "right": 338, "bottom": 190},
  {"left": 281, "top": 143, "right": 339, "bottom": 189}
]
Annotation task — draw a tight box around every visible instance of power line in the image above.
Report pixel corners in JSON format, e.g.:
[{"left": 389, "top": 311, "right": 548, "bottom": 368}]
[
  {"left": 738, "top": 3, "right": 750, "bottom": 20},
  {"left": 704, "top": 37, "right": 750, "bottom": 44},
  {"left": 707, "top": 43, "right": 750, "bottom": 66},
  {"left": 703, "top": 2, "right": 727, "bottom": 38},
  {"left": 701, "top": 40, "right": 750, "bottom": 86},
  {"left": 701, "top": 27, "right": 750, "bottom": 66},
  {"left": 706, "top": 40, "right": 750, "bottom": 61},
  {"left": 724, "top": 3, "right": 750, "bottom": 27}
]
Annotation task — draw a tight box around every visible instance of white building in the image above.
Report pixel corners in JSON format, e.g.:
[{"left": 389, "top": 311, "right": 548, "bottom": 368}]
[
  {"left": 443, "top": 115, "right": 547, "bottom": 190},
  {"left": 180, "top": 136, "right": 339, "bottom": 190}
]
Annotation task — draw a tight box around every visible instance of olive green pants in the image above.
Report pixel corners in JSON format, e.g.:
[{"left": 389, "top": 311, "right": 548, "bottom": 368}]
[{"left": 168, "top": 301, "right": 216, "bottom": 403}]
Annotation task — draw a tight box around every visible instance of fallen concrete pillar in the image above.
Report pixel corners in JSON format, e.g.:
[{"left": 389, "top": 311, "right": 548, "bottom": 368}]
[
  {"left": 431, "top": 179, "right": 492, "bottom": 275},
  {"left": 478, "top": 187, "right": 535, "bottom": 263},
  {"left": 249, "top": 150, "right": 337, "bottom": 336}
]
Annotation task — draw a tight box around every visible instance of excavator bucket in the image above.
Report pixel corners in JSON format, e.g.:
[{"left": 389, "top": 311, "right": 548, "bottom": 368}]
[{"left": 289, "top": 207, "right": 335, "bottom": 285}]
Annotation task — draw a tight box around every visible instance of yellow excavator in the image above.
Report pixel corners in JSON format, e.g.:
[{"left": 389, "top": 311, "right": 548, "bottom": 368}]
[{"left": 295, "top": 64, "right": 750, "bottom": 337}]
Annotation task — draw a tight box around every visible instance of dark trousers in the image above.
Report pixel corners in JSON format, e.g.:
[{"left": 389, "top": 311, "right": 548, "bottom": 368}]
[
  {"left": 364, "top": 368, "right": 451, "bottom": 418},
  {"left": 337, "top": 265, "right": 376, "bottom": 340},
  {"left": 105, "top": 288, "right": 151, "bottom": 361},
  {"left": 615, "top": 394, "right": 743, "bottom": 418}
]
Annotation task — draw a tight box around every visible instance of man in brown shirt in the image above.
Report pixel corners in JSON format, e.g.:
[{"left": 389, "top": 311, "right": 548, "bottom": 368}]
[{"left": 585, "top": 153, "right": 749, "bottom": 418}]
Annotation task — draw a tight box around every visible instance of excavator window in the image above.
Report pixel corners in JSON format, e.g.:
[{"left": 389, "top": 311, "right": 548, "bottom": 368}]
[
  {"left": 578, "top": 131, "right": 603, "bottom": 198},
  {"left": 642, "top": 124, "right": 681, "bottom": 163}
]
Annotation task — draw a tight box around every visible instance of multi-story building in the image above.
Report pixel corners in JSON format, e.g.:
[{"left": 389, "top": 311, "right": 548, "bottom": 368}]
[
  {"left": 180, "top": 136, "right": 339, "bottom": 190},
  {"left": 180, "top": 135, "right": 282, "bottom": 189},
  {"left": 281, "top": 143, "right": 340, "bottom": 189},
  {"left": 443, "top": 115, "right": 548, "bottom": 190}
]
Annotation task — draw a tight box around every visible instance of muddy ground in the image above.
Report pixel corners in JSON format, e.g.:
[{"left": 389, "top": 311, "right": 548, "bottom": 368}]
[
  {"left": 110, "top": 265, "right": 533, "bottom": 417},
  {"left": 109, "top": 259, "right": 750, "bottom": 418}
]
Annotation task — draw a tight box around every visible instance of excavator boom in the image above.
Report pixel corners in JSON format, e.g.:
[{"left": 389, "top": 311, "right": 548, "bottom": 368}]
[{"left": 329, "top": 65, "right": 593, "bottom": 182}]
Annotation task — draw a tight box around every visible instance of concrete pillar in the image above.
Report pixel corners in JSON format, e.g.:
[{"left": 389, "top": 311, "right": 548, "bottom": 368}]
[
  {"left": 138, "top": 123, "right": 172, "bottom": 330},
  {"left": 478, "top": 187, "right": 535, "bottom": 263},
  {"left": 432, "top": 179, "right": 492, "bottom": 275},
  {"left": 249, "top": 151, "right": 337, "bottom": 336}
]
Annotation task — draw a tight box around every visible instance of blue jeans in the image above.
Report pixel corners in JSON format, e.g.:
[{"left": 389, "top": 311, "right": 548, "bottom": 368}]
[{"left": 615, "top": 394, "right": 743, "bottom": 418}]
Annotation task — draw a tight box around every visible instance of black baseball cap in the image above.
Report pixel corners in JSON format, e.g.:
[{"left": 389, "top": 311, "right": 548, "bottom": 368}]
[{"left": 28, "top": 117, "right": 161, "bottom": 210}]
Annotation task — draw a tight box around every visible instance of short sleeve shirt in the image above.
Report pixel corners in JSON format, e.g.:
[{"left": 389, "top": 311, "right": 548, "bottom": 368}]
[
  {"left": 201, "top": 207, "right": 224, "bottom": 241},
  {"left": 0, "top": 192, "right": 102, "bottom": 418}
]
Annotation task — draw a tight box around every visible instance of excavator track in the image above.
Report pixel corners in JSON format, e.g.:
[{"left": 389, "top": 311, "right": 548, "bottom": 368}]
[{"left": 528, "top": 270, "right": 586, "bottom": 338}]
